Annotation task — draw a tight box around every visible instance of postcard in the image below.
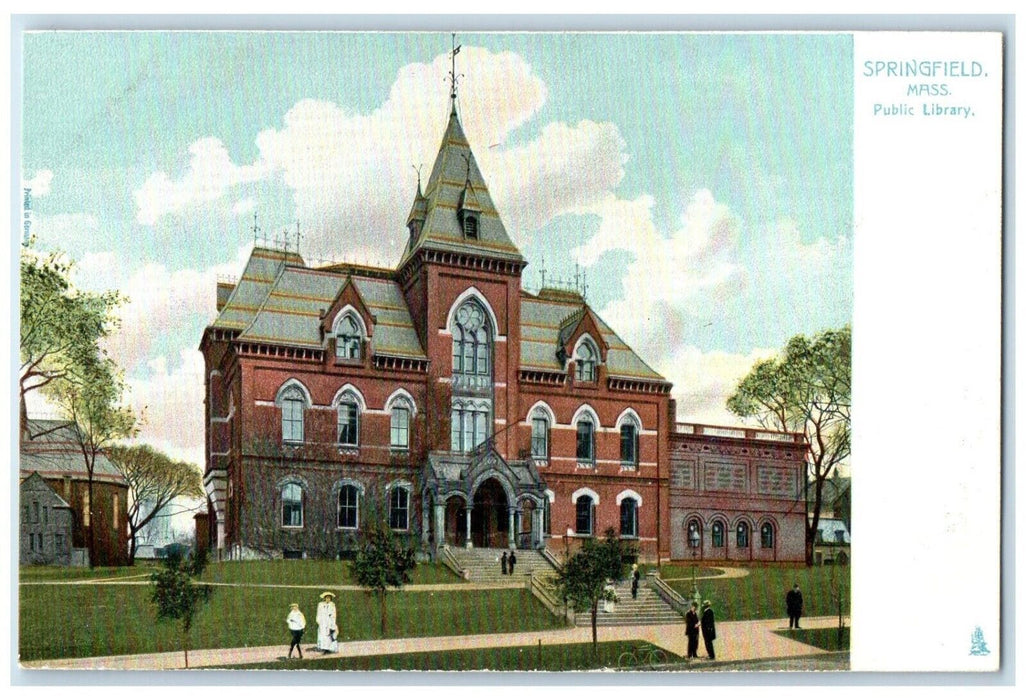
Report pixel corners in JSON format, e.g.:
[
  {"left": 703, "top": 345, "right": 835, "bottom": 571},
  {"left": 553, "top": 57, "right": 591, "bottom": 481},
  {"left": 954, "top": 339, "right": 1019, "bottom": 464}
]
[{"left": 12, "top": 25, "right": 1003, "bottom": 677}]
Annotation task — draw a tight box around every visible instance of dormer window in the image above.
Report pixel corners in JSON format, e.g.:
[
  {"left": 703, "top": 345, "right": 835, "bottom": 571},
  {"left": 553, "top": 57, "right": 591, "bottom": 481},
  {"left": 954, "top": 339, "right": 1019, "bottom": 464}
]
[
  {"left": 574, "top": 340, "right": 598, "bottom": 382},
  {"left": 463, "top": 215, "right": 478, "bottom": 240},
  {"left": 335, "top": 313, "right": 363, "bottom": 360}
]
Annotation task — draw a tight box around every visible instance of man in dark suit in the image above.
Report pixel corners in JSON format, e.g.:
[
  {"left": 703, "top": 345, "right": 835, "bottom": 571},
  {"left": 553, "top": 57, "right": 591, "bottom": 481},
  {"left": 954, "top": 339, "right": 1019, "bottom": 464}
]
[
  {"left": 684, "top": 602, "right": 701, "bottom": 659},
  {"left": 786, "top": 583, "right": 804, "bottom": 629},
  {"left": 508, "top": 550, "right": 516, "bottom": 575},
  {"left": 700, "top": 600, "right": 717, "bottom": 659}
]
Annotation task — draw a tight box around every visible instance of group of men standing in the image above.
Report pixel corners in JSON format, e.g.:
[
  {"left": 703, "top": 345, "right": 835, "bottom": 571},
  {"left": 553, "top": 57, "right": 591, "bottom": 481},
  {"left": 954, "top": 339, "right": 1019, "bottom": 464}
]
[{"left": 500, "top": 550, "right": 517, "bottom": 575}]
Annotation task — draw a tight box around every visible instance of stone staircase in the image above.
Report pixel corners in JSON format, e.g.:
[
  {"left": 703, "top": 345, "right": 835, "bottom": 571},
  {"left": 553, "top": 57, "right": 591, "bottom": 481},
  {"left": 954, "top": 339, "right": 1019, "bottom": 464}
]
[
  {"left": 582, "top": 579, "right": 685, "bottom": 627},
  {"left": 445, "top": 546, "right": 557, "bottom": 584}
]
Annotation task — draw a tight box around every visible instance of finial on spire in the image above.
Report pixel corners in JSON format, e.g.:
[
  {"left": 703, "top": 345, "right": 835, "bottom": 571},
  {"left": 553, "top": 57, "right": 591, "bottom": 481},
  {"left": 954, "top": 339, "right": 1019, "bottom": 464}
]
[
  {"left": 294, "top": 219, "right": 302, "bottom": 257},
  {"left": 448, "top": 33, "right": 463, "bottom": 114},
  {"left": 412, "top": 163, "right": 423, "bottom": 194},
  {"left": 252, "top": 212, "right": 260, "bottom": 243}
]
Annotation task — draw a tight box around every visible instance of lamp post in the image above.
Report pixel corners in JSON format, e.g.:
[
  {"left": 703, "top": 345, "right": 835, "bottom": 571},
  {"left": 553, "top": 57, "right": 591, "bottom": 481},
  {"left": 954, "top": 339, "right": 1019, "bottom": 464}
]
[{"left": 688, "top": 522, "right": 701, "bottom": 607}]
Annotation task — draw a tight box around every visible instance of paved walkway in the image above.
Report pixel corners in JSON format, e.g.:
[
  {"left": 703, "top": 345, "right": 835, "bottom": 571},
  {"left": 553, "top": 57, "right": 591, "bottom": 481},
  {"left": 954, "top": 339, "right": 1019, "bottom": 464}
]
[{"left": 22, "top": 616, "right": 845, "bottom": 671}]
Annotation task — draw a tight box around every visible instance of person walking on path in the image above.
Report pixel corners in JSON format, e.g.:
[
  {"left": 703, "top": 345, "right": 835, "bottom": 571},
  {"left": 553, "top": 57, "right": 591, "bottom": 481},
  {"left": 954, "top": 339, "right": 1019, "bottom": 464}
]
[
  {"left": 630, "top": 564, "right": 640, "bottom": 600},
  {"left": 316, "top": 592, "right": 339, "bottom": 654},
  {"left": 286, "top": 603, "right": 306, "bottom": 659},
  {"left": 786, "top": 583, "right": 804, "bottom": 629},
  {"left": 700, "top": 600, "right": 717, "bottom": 660},
  {"left": 684, "top": 601, "right": 701, "bottom": 659},
  {"left": 501, "top": 551, "right": 508, "bottom": 575},
  {"left": 508, "top": 550, "right": 516, "bottom": 575}
]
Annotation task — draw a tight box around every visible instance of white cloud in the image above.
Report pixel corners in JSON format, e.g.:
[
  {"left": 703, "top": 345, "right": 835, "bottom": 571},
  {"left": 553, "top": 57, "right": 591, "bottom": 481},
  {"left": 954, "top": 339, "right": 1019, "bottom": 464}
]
[
  {"left": 125, "top": 349, "right": 206, "bottom": 468},
  {"left": 659, "top": 345, "right": 777, "bottom": 426},
  {"left": 29, "top": 212, "right": 101, "bottom": 250},
  {"left": 232, "top": 197, "right": 256, "bottom": 216},
  {"left": 134, "top": 138, "right": 270, "bottom": 225},
  {"left": 23, "top": 169, "right": 54, "bottom": 197}
]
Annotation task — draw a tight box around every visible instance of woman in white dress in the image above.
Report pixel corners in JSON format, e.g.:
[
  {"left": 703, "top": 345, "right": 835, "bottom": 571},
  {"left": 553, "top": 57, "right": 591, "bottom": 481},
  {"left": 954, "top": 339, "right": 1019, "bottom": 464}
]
[{"left": 316, "top": 591, "right": 339, "bottom": 653}]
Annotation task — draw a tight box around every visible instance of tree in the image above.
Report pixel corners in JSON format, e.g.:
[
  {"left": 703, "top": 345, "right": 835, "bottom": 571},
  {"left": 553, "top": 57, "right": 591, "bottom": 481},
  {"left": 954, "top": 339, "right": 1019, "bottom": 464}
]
[
  {"left": 150, "top": 549, "right": 212, "bottom": 669},
  {"left": 727, "top": 325, "right": 851, "bottom": 566},
  {"left": 50, "top": 357, "right": 137, "bottom": 567},
  {"left": 106, "top": 444, "right": 204, "bottom": 565},
  {"left": 554, "top": 528, "right": 634, "bottom": 653},
  {"left": 350, "top": 521, "right": 418, "bottom": 636},
  {"left": 19, "top": 240, "right": 123, "bottom": 432}
]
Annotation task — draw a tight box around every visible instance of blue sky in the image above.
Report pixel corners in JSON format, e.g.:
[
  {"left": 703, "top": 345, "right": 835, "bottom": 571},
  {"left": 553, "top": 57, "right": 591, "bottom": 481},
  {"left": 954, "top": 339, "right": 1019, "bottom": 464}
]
[{"left": 21, "top": 32, "right": 853, "bottom": 464}]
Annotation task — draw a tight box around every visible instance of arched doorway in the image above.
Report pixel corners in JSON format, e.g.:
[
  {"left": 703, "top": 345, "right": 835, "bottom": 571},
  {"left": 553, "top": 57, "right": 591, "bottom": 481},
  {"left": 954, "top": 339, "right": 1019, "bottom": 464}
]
[
  {"left": 445, "top": 496, "right": 468, "bottom": 547},
  {"left": 472, "top": 478, "right": 508, "bottom": 548}
]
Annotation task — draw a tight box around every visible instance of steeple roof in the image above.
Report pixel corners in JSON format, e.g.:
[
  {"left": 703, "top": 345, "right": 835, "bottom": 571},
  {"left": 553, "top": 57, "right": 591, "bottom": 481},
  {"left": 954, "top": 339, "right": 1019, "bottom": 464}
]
[{"left": 399, "top": 109, "right": 524, "bottom": 268}]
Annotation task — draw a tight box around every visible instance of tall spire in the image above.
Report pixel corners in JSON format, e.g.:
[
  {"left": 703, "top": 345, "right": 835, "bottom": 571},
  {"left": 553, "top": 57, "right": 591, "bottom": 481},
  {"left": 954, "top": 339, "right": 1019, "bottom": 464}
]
[{"left": 448, "top": 32, "right": 462, "bottom": 116}]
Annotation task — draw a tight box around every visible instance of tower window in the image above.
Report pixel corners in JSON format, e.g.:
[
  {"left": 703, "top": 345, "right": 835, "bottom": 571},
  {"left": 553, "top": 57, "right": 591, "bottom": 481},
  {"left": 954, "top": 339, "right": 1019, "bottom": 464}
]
[{"left": 464, "top": 215, "right": 478, "bottom": 239}]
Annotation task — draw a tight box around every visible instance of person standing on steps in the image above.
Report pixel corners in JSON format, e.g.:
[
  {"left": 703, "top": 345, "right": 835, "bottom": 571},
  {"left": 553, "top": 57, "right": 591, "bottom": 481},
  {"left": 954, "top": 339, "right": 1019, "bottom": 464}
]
[
  {"left": 701, "top": 600, "right": 717, "bottom": 660},
  {"left": 685, "top": 599, "right": 701, "bottom": 660},
  {"left": 286, "top": 603, "right": 306, "bottom": 659},
  {"left": 501, "top": 551, "right": 508, "bottom": 575},
  {"left": 630, "top": 564, "right": 640, "bottom": 599},
  {"left": 508, "top": 549, "right": 517, "bottom": 575},
  {"left": 786, "top": 583, "right": 804, "bottom": 629}
]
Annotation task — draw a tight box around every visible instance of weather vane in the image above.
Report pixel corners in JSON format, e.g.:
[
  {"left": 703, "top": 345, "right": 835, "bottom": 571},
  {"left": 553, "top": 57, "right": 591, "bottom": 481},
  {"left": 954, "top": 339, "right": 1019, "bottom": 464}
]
[{"left": 448, "top": 33, "right": 463, "bottom": 106}]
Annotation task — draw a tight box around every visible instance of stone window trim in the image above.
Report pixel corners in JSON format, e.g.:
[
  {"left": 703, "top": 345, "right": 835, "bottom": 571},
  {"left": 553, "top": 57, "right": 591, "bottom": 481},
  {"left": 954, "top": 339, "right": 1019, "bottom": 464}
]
[
  {"left": 275, "top": 379, "right": 312, "bottom": 445},
  {"left": 279, "top": 481, "right": 305, "bottom": 530},
  {"left": 575, "top": 495, "right": 595, "bottom": 537},
  {"left": 451, "top": 398, "right": 490, "bottom": 453},
  {"left": 619, "top": 497, "right": 639, "bottom": 539},
  {"left": 334, "top": 391, "right": 362, "bottom": 448},
  {"left": 385, "top": 389, "right": 417, "bottom": 451},
  {"left": 331, "top": 307, "right": 368, "bottom": 361},
  {"left": 450, "top": 298, "right": 492, "bottom": 378},
  {"left": 572, "top": 335, "right": 600, "bottom": 383}
]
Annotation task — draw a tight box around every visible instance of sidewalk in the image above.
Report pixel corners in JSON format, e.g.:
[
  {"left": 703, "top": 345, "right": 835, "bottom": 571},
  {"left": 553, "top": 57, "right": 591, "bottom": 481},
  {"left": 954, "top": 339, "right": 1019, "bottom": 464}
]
[{"left": 22, "top": 616, "right": 844, "bottom": 671}]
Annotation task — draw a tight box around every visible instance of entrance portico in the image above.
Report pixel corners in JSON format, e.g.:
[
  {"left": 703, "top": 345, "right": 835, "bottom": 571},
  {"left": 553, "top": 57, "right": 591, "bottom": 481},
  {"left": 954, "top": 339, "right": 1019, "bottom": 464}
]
[{"left": 423, "top": 447, "right": 547, "bottom": 552}]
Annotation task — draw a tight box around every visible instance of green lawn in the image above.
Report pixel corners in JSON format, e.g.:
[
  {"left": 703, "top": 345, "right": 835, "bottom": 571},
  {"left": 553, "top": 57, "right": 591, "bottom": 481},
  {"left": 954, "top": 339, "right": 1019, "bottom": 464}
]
[
  {"left": 220, "top": 640, "right": 682, "bottom": 671},
  {"left": 656, "top": 565, "right": 725, "bottom": 580},
  {"left": 198, "top": 560, "right": 463, "bottom": 586},
  {"left": 664, "top": 565, "right": 849, "bottom": 622},
  {"left": 18, "top": 565, "right": 158, "bottom": 581},
  {"left": 774, "top": 626, "right": 850, "bottom": 652},
  {"left": 19, "top": 584, "right": 564, "bottom": 661}
]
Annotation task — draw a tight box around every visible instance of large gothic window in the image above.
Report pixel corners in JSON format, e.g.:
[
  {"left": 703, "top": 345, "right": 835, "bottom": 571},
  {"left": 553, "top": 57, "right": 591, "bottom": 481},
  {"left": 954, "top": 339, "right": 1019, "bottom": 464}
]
[
  {"left": 336, "top": 392, "right": 360, "bottom": 447},
  {"left": 279, "top": 385, "right": 307, "bottom": 444},
  {"left": 390, "top": 404, "right": 410, "bottom": 449},
  {"left": 451, "top": 400, "right": 489, "bottom": 453},
  {"left": 451, "top": 299, "right": 491, "bottom": 377}
]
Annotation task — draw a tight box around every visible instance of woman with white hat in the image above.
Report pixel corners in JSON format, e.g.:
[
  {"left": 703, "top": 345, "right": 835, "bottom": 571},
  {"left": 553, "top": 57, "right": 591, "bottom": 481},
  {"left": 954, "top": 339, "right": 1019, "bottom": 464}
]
[{"left": 316, "top": 591, "right": 339, "bottom": 653}]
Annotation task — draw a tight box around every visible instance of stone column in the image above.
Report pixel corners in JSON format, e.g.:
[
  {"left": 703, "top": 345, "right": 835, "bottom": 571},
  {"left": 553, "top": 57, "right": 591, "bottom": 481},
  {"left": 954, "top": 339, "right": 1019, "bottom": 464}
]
[
  {"left": 532, "top": 507, "right": 544, "bottom": 549},
  {"left": 508, "top": 506, "right": 516, "bottom": 550},
  {"left": 421, "top": 501, "right": 431, "bottom": 548},
  {"left": 465, "top": 508, "right": 473, "bottom": 548},
  {"left": 434, "top": 503, "right": 446, "bottom": 547}
]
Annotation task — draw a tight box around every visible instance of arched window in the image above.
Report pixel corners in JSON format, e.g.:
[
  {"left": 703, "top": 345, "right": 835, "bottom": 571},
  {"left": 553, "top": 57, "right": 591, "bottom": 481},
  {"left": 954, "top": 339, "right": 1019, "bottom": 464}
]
[
  {"left": 712, "top": 520, "right": 725, "bottom": 548},
  {"left": 575, "top": 495, "right": 594, "bottom": 536},
  {"left": 279, "top": 386, "right": 307, "bottom": 444},
  {"left": 335, "top": 314, "right": 362, "bottom": 360},
  {"left": 620, "top": 498, "right": 638, "bottom": 538},
  {"left": 389, "top": 485, "right": 410, "bottom": 530},
  {"left": 687, "top": 519, "right": 702, "bottom": 551},
  {"left": 451, "top": 400, "right": 489, "bottom": 453},
  {"left": 736, "top": 522, "right": 750, "bottom": 548},
  {"left": 391, "top": 403, "right": 411, "bottom": 450},
  {"left": 451, "top": 299, "right": 491, "bottom": 377},
  {"left": 620, "top": 420, "right": 639, "bottom": 467},
  {"left": 338, "top": 484, "right": 360, "bottom": 529},
  {"left": 281, "top": 483, "right": 303, "bottom": 528},
  {"left": 531, "top": 413, "right": 550, "bottom": 459},
  {"left": 761, "top": 522, "right": 775, "bottom": 549},
  {"left": 576, "top": 415, "right": 595, "bottom": 464},
  {"left": 337, "top": 392, "right": 360, "bottom": 446},
  {"left": 575, "top": 340, "right": 597, "bottom": 382}
]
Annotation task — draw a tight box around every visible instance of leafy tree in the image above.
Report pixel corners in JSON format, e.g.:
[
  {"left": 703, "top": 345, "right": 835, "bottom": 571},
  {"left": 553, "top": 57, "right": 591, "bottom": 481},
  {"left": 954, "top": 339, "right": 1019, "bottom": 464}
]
[
  {"left": 19, "top": 240, "right": 123, "bottom": 432},
  {"left": 150, "top": 549, "right": 212, "bottom": 668},
  {"left": 50, "top": 357, "right": 137, "bottom": 567},
  {"left": 107, "top": 444, "right": 204, "bottom": 565},
  {"left": 727, "top": 325, "right": 851, "bottom": 565},
  {"left": 350, "top": 521, "right": 418, "bottom": 636},
  {"left": 554, "top": 528, "right": 634, "bottom": 653}
]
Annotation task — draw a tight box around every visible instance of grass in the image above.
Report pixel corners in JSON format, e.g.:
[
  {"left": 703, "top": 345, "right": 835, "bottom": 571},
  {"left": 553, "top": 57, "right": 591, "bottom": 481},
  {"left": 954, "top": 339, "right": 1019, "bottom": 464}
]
[
  {"left": 773, "top": 626, "right": 850, "bottom": 652},
  {"left": 219, "top": 640, "right": 682, "bottom": 671},
  {"left": 656, "top": 565, "right": 725, "bottom": 580},
  {"left": 198, "top": 560, "right": 463, "bottom": 586},
  {"left": 664, "top": 565, "right": 850, "bottom": 622},
  {"left": 19, "top": 584, "right": 564, "bottom": 661}
]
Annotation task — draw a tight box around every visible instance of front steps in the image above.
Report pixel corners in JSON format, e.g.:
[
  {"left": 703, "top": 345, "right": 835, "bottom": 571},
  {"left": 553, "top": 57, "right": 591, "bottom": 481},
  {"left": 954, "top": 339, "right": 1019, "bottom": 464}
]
[{"left": 445, "top": 546, "right": 556, "bottom": 583}]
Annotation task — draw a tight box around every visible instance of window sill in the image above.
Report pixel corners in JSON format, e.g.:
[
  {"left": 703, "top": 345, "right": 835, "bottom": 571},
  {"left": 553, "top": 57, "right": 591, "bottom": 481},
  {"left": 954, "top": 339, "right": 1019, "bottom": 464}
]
[
  {"left": 337, "top": 444, "right": 360, "bottom": 455},
  {"left": 619, "top": 463, "right": 637, "bottom": 471},
  {"left": 281, "top": 525, "right": 304, "bottom": 531},
  {"left": 532, "top": 458, "right": 549, "bottom": 466},
  {"left": 334, "top": 357, "right": 363, "bottom": 367},
  {"left": 575, "top": 462, "right": 595, "bottom": 469},
  {"left": 336, "top": 526, "right": 359, "bottom": 531}
]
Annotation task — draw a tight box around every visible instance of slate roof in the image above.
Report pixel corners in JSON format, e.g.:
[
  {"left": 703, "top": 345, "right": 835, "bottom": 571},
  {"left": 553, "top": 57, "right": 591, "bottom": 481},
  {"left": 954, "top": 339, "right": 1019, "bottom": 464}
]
[
  {"left": 19, "top": 419, "right": 127, "bottom": 485},
  {"left": 520, "top": 293, "right": 665, "bottom": 381},
  {"left": 399, "top": 109, "right": 524, "bottom": 267},
  {"left": 815, "top": 518, "right": 851, "bottom": 545}
]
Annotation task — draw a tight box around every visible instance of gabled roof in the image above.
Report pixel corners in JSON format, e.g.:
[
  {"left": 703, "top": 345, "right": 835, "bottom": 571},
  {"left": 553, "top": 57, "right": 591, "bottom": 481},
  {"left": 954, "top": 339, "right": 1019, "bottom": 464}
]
[
  {"left": 20, "top": 471, "right": 72, "bottom": 509},
  {"left": 519, "top": 292, "right": 666, "bottom": 382},
  {"left": 210, "top": 247, "right": 305, "bottom": 332},
  {"left": 19, "top": 419, "right": 127, "bottom": 485},
  {"left": 399, "top": 109, "right": 524, "bottom": 268}
]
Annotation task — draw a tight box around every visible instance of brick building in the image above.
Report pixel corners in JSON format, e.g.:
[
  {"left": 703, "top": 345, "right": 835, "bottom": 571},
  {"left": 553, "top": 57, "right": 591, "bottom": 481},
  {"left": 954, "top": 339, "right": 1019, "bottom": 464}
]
[
  {"left": 201, "top": 102, "right": 807, "bottom": 564},
  {"left": 19, "top": 419, "right": 130, "bottom": 566}
]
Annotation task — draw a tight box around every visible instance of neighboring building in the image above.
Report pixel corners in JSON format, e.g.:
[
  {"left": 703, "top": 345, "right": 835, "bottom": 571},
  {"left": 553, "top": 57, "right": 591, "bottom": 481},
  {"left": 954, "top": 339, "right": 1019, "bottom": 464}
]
[
  {"left": 19, "top": 419, "right": 130, "bottom": 567},
  {"left": 201, "top": 97, "right": 808, "bottom": 564},
  {"left": 135, "top": 497, "right": 176, "bottom": 550},
  {"left": 813, "top": 517, "right": 851, "bottom": 566},
  {"left": 20, "top": 472, "right": 73, "bottom": 566}
]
